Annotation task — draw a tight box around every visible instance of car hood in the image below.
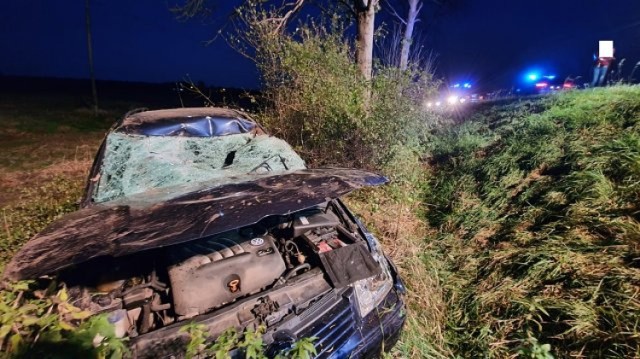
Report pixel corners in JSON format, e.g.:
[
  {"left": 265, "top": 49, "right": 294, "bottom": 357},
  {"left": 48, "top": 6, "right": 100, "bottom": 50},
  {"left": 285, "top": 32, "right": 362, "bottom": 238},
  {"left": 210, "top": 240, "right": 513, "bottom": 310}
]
[{"left": 4, "top": 168, "right": 387, "bottom": 281}]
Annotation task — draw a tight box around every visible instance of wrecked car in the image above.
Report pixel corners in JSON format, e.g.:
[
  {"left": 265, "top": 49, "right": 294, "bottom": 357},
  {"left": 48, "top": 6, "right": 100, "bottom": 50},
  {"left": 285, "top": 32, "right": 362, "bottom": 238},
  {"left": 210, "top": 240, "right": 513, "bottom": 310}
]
[{"left": 4, "top": 107, "right": 406, "bottom": 358}]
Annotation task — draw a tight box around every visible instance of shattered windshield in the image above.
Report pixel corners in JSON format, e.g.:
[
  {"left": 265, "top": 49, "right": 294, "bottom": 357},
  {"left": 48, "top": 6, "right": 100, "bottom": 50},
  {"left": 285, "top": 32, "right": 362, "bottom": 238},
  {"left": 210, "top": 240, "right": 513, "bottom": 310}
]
[{"left": 93, "top": 132, "right": 306, "bottom": 203}]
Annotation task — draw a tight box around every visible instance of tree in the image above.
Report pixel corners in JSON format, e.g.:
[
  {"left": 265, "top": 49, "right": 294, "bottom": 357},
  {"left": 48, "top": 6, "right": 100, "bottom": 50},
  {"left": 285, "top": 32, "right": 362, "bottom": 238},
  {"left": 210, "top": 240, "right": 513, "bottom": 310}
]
[
  {"left": 387, "top": 0, "right": 423, "bottom": 71},
  {"left": 354, "top": 0, "right": 378, "bottom": 80},
  {"left": 85, "top": 0, "right": 98, "bottom": 114},
  {"left": 386, "top": 0, "right": 463, "bottom": 70},
  {"left": 399, "top": 0, "right": 421, "bottom": 70},
  {"left": 172, "top": 0, "right": 379, "bottom": 80}
]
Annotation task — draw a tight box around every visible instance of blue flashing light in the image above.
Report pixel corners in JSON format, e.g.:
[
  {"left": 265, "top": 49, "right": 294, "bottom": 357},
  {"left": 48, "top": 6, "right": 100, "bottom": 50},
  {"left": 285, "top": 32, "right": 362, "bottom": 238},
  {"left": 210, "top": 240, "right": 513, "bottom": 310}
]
[
  {"left": 453, "top": 83, "right": 461, "bottom": 88},
  {"left": 527, "top": 73, "right": 539, "bottom": 81},
  {"left": 463, "top": 83, "right": 472, "bottom": 88},
  {"left": 544, "top": 75, "right": 556, "bottom": 80}
]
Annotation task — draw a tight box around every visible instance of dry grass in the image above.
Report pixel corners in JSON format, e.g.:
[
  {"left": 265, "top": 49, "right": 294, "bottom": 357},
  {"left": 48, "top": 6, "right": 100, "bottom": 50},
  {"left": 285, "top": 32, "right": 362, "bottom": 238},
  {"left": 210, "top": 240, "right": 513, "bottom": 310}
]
[
  {"left": 0, "top": 94, "right": 118, "bottom": 206},
  {"left": 345, "top": 182, "right": 451, "bottom": 358},
  {"left": 0, "top": 131, "right": 100, "bottom": 170},
  {"left": 0, "top": 154, "right": 97, "bottom": 267},
  {"left": 0, "top": 157, "right": 95, "bottom": 206},
  {"left": 0, "top": 95, "right": 110, "bottom": 264}
]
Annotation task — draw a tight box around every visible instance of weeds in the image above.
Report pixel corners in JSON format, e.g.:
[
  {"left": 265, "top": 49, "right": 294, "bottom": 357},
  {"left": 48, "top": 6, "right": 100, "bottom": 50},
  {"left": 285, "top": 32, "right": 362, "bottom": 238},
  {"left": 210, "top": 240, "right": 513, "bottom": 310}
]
[
  {"left": 180, "top": 323, "right": 316, "bottom": 359},
  {"left": 518, "top": 336, "right": 554, "bottom": 359},
  {"left": 0, "top": 281, "right": 128, "bottom": 358},
  {"left": 0, "top": 176, "right": 85, "bottom": 267}
]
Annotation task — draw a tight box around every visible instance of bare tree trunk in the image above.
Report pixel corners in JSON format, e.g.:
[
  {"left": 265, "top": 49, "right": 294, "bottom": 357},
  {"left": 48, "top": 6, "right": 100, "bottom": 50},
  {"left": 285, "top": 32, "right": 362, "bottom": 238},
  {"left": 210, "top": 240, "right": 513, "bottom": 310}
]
[
  {"left": 399, "top": 0, "right": 422, "bottom": 70},
  {"left": 355, "top": 0, "right": 378, "bottom": 81},
  {"left": 85, "top": 0, "right": 98, "bottom": 115}
]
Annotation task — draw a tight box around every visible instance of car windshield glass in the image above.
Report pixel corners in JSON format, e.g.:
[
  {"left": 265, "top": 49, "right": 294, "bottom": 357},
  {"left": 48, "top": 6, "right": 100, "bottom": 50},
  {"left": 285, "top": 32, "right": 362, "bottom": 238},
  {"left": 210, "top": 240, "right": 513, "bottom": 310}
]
[{"left": 92, "top": 132, "right": 306, "bottom": 203}]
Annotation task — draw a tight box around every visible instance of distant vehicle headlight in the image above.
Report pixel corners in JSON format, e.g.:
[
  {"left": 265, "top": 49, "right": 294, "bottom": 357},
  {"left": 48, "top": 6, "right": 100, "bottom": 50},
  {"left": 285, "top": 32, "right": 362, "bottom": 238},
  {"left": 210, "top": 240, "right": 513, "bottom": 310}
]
[
  {"left": 352, "top": 232, "right": 393, "bottom": 318},
  {"left": 447, "top": 95, "right": 459, "bottom": 105}
]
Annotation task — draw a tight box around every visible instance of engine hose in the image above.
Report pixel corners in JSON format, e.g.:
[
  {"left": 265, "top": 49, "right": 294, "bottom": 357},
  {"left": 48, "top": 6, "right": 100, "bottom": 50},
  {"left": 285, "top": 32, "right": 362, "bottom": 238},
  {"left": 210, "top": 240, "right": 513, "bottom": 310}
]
[
  {"left": 284, "top": 252, "right": 293, "bottom": 269},
  {"left": 284, "top": 240, "right": 300, "bottom": 254},
  {"left": 283, "top": 263, "right": 311, "bottom": 281},
  {"left": 139, "top": 303, "right": 152, "bottom": 334}
]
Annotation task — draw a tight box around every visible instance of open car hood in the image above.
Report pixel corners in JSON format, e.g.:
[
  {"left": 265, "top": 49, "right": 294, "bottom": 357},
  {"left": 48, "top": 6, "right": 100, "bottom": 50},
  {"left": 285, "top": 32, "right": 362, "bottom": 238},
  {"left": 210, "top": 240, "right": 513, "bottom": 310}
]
[{"left": 4, "top": 168, "right": 387, "bottom": 281}]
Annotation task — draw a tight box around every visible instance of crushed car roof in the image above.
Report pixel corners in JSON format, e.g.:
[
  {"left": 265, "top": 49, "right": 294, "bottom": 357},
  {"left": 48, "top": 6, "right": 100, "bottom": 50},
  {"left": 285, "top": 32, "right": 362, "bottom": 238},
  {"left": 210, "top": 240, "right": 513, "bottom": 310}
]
[
  {"left": 116, "top": 107, "right": 265, "bottom": 137},
  {"left": 4, "top": 168, "right": 387, "bottom": 281}
]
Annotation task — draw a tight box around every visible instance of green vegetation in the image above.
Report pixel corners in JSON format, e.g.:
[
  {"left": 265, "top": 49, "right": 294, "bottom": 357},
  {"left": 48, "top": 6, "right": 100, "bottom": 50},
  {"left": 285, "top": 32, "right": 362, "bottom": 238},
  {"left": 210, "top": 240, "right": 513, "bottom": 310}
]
[
  {"left": 423, "top": 86, "right": 640, "bottom": 358},
  {"left": 181, "top": 324, "right": 317, "bottom": 359},
  {"left": 0, "top": 281, "right": 127, "bottom": 358},
  {"left": 2, "top": 68, "right": 640, "bottom": 358},
  {"left": 235, "top": 9, "right": 442, "bottom": 169},
  {"left": 0, "top": 95, "right": 123, "bottom": 358},
  {"left": 0, "top": 177, "right": 83, "bottom": 267},
  {"left": 239, "top": 14, "right": 451, "bottom": 356}
]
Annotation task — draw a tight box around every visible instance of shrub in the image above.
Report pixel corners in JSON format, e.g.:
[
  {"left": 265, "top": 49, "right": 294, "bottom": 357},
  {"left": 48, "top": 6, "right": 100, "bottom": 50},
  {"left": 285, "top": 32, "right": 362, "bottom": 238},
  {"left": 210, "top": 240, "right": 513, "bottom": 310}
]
[{"left": 234, "top": 6, "right": 440, "bottom": 169}]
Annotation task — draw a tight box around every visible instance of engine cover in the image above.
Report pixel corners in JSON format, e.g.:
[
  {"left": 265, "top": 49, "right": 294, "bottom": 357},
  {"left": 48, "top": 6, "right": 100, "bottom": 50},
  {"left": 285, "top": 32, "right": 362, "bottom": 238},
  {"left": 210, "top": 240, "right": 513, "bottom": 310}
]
[{"left": 167, "top": 232, "right": 286, "bottom": 317}]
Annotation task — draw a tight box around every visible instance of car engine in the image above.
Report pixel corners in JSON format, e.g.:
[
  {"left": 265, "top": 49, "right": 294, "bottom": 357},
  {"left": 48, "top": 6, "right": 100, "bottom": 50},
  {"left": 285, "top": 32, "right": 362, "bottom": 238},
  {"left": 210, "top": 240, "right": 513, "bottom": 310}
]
[
  {"left": 167, "top": 230, "right": 286, "bottom": 318},
  {"left": 61, "top": 201, "right": 384, "bottom": 342}
]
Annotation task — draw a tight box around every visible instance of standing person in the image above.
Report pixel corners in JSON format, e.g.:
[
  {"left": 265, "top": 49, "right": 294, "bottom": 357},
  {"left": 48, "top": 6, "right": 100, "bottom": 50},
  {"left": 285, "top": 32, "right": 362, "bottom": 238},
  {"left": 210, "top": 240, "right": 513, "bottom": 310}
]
[{"left": 592, "top": 49, "right": 615, "bottom": 87}]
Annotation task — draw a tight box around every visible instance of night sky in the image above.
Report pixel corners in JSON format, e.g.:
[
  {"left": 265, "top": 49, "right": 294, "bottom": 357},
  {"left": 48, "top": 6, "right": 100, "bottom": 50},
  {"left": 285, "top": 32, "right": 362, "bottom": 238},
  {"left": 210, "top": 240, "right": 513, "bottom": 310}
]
[
  {"left": 2, "top": 0, "right": 640, "bottom": 91},
  {"left": 428, "top": 0, "right": 640, "bottom": 90}
]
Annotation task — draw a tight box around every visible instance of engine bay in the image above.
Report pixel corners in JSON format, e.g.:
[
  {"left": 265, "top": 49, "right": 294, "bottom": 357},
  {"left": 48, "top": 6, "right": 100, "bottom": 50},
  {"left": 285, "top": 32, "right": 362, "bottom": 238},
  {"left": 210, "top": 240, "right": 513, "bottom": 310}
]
[{"left": 59, "top": 200, "right": 384, "bottom": 341}]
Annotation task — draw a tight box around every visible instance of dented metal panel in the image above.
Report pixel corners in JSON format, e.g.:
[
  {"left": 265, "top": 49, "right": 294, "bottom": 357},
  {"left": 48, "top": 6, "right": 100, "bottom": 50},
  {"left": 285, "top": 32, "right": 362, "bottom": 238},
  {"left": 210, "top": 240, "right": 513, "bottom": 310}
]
[
  {"left": 4, "top": 169, "right": 387, "bottom": 281},
  {"left": 118, "top": 116, "right": 259, "bottom": 137},
  {"left": 118, "top": 107, "right": 263, "bottom": 134}
]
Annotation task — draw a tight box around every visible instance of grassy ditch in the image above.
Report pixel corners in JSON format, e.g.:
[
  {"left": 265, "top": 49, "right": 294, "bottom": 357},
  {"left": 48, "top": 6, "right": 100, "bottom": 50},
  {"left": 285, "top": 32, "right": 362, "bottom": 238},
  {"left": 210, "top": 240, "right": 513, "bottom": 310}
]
[
  {"left": 345, "top": 150, "right": 450, "bottom": 358},
  {"left": 424, "top": 86, "right": 640, "bottom": 358}
]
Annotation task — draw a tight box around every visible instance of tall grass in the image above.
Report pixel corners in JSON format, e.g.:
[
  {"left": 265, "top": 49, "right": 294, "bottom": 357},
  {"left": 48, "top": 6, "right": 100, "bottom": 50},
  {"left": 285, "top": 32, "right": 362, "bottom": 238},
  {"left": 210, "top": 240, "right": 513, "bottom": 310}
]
[
  {"left": 425, "top": 86, "right": 640, "bottom": 358},
  {"left": 346, "top": 149, "right": 451, "bottom": 358}
]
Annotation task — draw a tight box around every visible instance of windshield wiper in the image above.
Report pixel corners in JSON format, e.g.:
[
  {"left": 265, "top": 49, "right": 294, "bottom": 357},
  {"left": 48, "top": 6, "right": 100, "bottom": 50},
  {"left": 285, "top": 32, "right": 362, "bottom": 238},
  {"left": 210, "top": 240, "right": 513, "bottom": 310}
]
[{"left": 248, "top": 155, "right": 289, "bottom": 174}]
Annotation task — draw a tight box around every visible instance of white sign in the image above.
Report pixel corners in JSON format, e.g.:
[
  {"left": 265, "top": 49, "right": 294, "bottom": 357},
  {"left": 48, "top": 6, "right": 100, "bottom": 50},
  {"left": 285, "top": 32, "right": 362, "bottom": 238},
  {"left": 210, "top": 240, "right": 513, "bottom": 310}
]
[{"left": 599, "top": 41, "right": 614, "bottom": 58}]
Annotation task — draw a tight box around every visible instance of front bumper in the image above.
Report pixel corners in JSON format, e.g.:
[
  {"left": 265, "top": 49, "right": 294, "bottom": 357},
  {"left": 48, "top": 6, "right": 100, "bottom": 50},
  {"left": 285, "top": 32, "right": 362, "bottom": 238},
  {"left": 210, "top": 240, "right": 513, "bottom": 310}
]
[
  {"left": 275, "top": 285, "right": 405, "bottom": 359},
  {"left": 131, "top": 277, "right": 405, "bottom": 359},
  {"left": 329, "top": 288, "right": 406, "bottom": 358}
]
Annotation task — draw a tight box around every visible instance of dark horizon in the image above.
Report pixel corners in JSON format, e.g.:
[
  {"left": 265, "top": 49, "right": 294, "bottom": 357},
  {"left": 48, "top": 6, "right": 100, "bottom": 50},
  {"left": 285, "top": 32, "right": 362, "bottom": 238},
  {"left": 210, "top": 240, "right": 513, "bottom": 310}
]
[
  {"left": 0, "top": 74, "right": 262, "bottom": 113},
  {"left": 2, "top": 1, "right": 640, "bottom": 92},
  {"left": 1, "top": 0, "right": 258, "bottom": 89}
]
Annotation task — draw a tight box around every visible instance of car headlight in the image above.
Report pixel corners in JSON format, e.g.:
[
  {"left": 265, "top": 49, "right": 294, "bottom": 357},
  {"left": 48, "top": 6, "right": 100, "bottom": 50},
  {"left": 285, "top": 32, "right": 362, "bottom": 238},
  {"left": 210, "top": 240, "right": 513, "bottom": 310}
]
[{"left": 352, "top": 232, "right": 393, "bottom": 318}]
